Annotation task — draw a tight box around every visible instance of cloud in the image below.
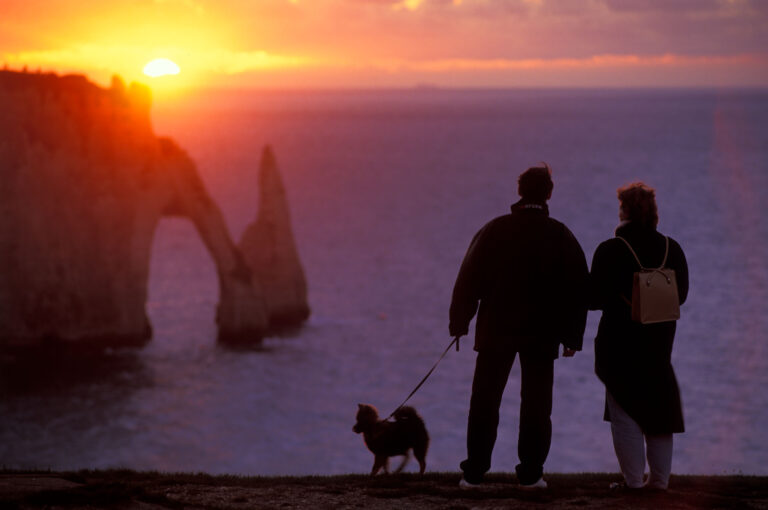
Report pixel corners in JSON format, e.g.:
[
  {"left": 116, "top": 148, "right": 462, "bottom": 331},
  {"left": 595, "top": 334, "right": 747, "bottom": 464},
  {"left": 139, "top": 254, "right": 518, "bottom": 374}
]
[
  {"left": 368, "top": 53, "right": 768, "bottom": 72},
  {"left": 2, "top": 0, "right": 767, "bottom": 87},
  {"left": 600, "top": 0, "right": 722, "bottom": 13},
  {"left": 394, "top": 0, "right": 423, "bottom": 10},
  {"left": 207, "top": 50, "right": 313, "bottom": 73},
  {"left": 1, "top": 44, "right": 313, "bottom": 87},
  {"left": 152, "top": 0, "right": 206, "bottom": 15}
]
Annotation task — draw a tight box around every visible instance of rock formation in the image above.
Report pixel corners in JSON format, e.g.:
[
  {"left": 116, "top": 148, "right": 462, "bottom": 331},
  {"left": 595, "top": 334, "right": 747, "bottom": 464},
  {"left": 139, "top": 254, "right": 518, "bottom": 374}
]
[
  {"left": 239, "top": 147, "right": 310, "bottom": 331},
  {"left": 0, "top": 70, "right": 305, "bottom": 349}
]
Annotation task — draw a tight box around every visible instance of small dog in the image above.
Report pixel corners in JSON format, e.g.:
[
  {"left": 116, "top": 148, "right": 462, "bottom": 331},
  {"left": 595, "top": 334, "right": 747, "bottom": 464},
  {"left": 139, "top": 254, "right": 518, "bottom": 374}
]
[{"left": 353, "top": 403, "right": 429, "bottom": 475}]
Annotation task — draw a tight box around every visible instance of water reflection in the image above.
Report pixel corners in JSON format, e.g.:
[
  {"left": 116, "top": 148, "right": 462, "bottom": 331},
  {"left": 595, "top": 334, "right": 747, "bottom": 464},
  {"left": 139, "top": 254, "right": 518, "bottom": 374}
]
[
  {"left": 0, "top": 345, "right": 151, "bottom": 397},
  {"left": 0, "top": 346, "right": 155, "bottom": 470}
]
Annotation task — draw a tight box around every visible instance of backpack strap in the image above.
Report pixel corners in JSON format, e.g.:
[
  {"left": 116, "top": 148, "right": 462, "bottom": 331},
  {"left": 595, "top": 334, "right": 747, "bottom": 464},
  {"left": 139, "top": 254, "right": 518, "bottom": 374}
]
[
  {"left": 616, "top": 235, "right": 669, "bottom": 270},
  {"left": 616, "top": 236, "right": 645, "bottom": 270},
  {"left": 659, "top": 236, "right": 669, "bottom": 269}
]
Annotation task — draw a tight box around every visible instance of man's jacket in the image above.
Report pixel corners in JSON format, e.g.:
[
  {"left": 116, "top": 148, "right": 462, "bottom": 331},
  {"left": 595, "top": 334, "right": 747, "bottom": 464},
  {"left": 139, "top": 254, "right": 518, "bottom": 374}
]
[{"left": 449, "top": 200, "right": 589, "bottom": 358}]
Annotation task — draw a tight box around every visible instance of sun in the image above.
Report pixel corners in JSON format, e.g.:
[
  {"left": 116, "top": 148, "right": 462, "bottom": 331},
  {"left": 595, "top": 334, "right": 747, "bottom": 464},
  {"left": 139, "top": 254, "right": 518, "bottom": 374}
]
[{"left": 143, "top": 58, "right": 181, "bottom": 78}]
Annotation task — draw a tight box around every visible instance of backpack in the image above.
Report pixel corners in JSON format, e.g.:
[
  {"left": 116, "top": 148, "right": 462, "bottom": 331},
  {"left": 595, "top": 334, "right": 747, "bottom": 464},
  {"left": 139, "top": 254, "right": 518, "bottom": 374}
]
[{"left": 616, "top": 236, "right": 680, "bottom": 324}]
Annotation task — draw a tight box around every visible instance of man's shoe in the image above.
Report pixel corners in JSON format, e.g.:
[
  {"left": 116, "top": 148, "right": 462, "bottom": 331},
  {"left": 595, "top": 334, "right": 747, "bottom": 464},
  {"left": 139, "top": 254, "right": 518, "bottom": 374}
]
[
  {"left": 458, "top": 477, "right": 484, "bottom": 489},
  {"left": 519, "top": 478, "right": 547, "bottom": 490}
]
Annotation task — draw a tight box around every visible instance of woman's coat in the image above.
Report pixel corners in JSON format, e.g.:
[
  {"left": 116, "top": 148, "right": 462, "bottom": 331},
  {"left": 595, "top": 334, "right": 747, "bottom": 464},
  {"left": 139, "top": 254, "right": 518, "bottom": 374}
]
[{"left": 590, "top": 222, "right": 689, "bottom": 434}]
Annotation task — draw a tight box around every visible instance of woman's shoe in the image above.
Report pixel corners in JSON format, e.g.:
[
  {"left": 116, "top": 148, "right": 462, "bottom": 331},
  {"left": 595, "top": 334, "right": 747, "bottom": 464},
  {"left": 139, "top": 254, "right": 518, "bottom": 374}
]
[{"left": 609, "top": 481, "right": 643, "bottom": 491}]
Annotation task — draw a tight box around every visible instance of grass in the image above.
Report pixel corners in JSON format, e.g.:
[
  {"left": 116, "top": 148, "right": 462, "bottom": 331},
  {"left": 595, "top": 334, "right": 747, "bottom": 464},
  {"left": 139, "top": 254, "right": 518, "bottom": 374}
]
[{"left": 1, "top": 469, "right": 767, "bottom": 509}]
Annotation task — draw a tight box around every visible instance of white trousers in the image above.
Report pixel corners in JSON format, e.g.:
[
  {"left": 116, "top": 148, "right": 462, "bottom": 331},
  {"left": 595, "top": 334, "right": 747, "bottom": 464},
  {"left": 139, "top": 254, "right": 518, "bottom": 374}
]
[{"left": 606, "top": 391, "right": 673, "bottom": 489}]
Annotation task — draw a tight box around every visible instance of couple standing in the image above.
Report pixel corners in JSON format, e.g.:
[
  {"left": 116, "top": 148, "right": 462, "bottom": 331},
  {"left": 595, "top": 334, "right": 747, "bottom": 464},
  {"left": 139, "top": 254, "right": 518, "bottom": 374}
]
[{"left": 449, "top": 164, "right": 689, "bottom": 490}]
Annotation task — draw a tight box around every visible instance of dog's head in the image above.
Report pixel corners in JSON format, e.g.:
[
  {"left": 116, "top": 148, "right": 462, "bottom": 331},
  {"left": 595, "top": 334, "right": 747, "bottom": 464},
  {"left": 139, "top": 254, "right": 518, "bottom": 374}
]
[{"left": 352, "top": 403, "right": 379, "bottom": 434}]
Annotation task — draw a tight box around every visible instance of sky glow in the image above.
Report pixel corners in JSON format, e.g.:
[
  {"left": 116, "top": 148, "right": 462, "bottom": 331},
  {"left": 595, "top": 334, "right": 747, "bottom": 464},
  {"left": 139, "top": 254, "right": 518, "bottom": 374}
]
[{"left": 1, "top": 0, "right": 767, "bottom": 90}]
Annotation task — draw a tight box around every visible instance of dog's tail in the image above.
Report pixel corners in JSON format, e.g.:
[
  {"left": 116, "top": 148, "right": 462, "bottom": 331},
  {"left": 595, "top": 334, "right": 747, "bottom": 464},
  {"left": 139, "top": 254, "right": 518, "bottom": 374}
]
[
  {"left": 394, "top": 406, "right": 428, "bottom": 435},
  {"left": 393, "top": 406, "right": 420, "bottom": 422}
]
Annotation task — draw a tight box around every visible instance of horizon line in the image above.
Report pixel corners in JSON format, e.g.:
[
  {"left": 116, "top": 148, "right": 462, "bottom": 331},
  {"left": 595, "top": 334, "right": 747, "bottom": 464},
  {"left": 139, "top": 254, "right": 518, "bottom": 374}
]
[{"left": 3, "top": 67, "right": 767, "bottom": 95}]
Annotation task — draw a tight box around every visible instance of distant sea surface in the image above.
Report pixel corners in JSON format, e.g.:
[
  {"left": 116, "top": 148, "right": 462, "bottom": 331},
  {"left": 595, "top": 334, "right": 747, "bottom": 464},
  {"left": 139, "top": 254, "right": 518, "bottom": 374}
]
[{"left": 2, "top": 89, "right": 767, "bottom": 476}]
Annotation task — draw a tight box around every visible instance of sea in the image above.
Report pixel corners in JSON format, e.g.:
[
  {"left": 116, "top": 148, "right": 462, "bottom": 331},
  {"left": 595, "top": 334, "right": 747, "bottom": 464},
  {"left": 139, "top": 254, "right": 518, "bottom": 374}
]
[{"left": 1, "top": 88, "right": 767, "bottom": 476}]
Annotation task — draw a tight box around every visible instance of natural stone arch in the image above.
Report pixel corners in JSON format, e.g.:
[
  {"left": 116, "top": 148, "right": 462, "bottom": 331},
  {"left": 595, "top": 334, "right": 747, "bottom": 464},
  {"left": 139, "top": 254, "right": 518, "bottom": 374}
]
[{"left": 0, "top": 70, "right": 307, "bottom": 349}]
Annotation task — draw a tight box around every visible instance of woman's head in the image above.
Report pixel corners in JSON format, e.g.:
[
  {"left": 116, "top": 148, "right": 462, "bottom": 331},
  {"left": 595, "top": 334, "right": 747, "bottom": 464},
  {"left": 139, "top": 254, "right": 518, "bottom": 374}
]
[{"left": 617, "top": 182, "right": 658, "bottom": 229}]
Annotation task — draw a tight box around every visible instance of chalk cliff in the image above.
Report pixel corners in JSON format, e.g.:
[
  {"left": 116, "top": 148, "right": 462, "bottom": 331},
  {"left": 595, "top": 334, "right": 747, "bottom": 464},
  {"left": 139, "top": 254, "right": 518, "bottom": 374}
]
[
  {"left": 0, "top": 70, "right": 303, "bottom": 348},
  {"left": 239, "top": 147, "right": 310, "bottom": 331}
]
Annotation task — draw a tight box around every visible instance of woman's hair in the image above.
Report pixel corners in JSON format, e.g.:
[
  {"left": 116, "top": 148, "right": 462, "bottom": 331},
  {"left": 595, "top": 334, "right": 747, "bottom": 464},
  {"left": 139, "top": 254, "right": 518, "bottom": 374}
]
[
  {"left": 518, "top": 163, "right": 553, "bottom": 203},
  {"left": 618, "top": 182, "right": 658, "bottom": 228}
]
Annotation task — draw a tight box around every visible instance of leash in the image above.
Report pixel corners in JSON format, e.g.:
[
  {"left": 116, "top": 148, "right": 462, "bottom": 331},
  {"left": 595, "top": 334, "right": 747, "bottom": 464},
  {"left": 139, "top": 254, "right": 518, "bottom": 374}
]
[{"left": 387, "top": 336, "right": 461, "bottom": 420}]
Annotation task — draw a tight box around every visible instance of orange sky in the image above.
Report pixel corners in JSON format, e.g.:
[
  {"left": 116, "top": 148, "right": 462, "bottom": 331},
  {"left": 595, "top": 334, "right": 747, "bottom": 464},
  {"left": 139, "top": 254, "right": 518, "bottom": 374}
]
[{"left": 2, "top": 0, "right": 767, "bottom": 92}]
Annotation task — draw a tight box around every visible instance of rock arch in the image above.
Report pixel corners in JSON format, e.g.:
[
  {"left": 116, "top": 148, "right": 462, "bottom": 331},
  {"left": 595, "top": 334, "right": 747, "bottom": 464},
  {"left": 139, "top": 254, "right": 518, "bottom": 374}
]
[{"left": 0, "top": 70, "right": 307, "bottom": 349}]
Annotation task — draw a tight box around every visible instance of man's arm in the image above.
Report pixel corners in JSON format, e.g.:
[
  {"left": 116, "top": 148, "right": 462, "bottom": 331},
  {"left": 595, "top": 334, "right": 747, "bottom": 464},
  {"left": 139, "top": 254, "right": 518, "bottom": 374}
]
[
  {"left": 559, "top": 228, "right": 589, "bottom": 352},
  {"left": 449, "top": 226, "right": 489, "bottom": 337}
]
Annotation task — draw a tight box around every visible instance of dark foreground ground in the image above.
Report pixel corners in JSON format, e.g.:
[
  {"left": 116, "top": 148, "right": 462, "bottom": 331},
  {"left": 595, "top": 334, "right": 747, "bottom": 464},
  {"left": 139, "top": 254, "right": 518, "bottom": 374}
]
[{"left": 0, "top": 471, "right": 766, "bottom": 510}]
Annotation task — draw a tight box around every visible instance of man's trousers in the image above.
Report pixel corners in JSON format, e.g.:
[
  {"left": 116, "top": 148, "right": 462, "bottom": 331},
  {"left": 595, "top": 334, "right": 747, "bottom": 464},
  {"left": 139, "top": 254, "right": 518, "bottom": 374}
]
[{"left": 460, "top": 350, "right": 554, "bottom": 485}]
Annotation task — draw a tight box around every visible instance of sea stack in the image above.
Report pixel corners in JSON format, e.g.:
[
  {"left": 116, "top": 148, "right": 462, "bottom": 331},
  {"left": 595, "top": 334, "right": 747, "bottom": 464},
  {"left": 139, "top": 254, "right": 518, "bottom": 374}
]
[
  {"left": 0, "top": 70, "right": 269, "bottom": 348},
  {"left": 239, "top": 146, "right": 310, "bottom": 332}
]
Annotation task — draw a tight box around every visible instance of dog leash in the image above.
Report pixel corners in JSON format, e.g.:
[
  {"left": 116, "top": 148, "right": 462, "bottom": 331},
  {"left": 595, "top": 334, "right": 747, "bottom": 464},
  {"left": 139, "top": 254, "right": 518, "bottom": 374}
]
[{"left": 387, "top": 336, "right": 461, "bottom": 420}]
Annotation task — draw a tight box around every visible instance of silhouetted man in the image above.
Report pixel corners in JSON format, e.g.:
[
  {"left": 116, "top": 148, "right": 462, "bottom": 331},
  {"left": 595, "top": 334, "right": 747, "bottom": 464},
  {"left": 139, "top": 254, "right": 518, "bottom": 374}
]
[{"left": 450, "top": 164, "right": 588, "bottom": 489}]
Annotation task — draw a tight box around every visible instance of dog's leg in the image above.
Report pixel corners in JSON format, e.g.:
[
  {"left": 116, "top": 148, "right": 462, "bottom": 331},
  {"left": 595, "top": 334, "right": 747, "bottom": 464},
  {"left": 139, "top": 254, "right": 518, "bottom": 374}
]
[
  {"left": 393, "top": 452, "right": 410, "bottom": 474},
  {"left": 414, "top": 447, "right": 427, "bottom": 475},
  {"left": 371, "top": 455, "right": 388, "bottom": 476}
]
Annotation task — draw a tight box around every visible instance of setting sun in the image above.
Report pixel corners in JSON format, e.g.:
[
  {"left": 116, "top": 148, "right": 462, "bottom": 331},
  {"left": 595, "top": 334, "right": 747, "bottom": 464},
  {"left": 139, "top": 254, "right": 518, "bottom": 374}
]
[{"left": 143, "top": 58, "right": 180, "bottom": 78}]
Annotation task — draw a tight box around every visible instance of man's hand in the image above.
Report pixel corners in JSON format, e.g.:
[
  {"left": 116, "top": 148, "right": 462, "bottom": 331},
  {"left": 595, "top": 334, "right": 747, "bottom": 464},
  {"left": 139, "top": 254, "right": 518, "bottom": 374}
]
[{"left": 562, "top": 347, "right": 577, "bottom": 357}]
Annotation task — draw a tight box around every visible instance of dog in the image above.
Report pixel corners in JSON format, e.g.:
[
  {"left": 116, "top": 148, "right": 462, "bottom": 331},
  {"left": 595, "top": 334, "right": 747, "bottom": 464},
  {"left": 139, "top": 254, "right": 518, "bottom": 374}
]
[{"left": 353, "top": 403, "right": 429, "bottom": 475}]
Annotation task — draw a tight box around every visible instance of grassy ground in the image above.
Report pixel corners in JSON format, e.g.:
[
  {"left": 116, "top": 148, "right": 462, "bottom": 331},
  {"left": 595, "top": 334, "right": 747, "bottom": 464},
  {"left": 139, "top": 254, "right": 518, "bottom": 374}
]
[{"left": 1, "top": 470, "right": 766, "bottom": 509}]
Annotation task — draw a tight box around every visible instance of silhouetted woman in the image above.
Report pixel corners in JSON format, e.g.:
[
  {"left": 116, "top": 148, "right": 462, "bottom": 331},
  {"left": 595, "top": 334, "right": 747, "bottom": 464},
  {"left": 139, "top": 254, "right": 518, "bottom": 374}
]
[{"left": 590, "top": 182, "right": 689, "bottom": 490}]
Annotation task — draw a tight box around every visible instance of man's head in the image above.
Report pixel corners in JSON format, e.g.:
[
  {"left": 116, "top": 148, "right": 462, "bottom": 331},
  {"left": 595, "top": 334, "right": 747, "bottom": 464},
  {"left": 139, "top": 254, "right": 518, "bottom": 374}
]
[
  {"left": 617, "top": 182, "right": 658, "bottom": 228},
  {"left": 518, "top": 163, "right": 553, "bottom": 203}
]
